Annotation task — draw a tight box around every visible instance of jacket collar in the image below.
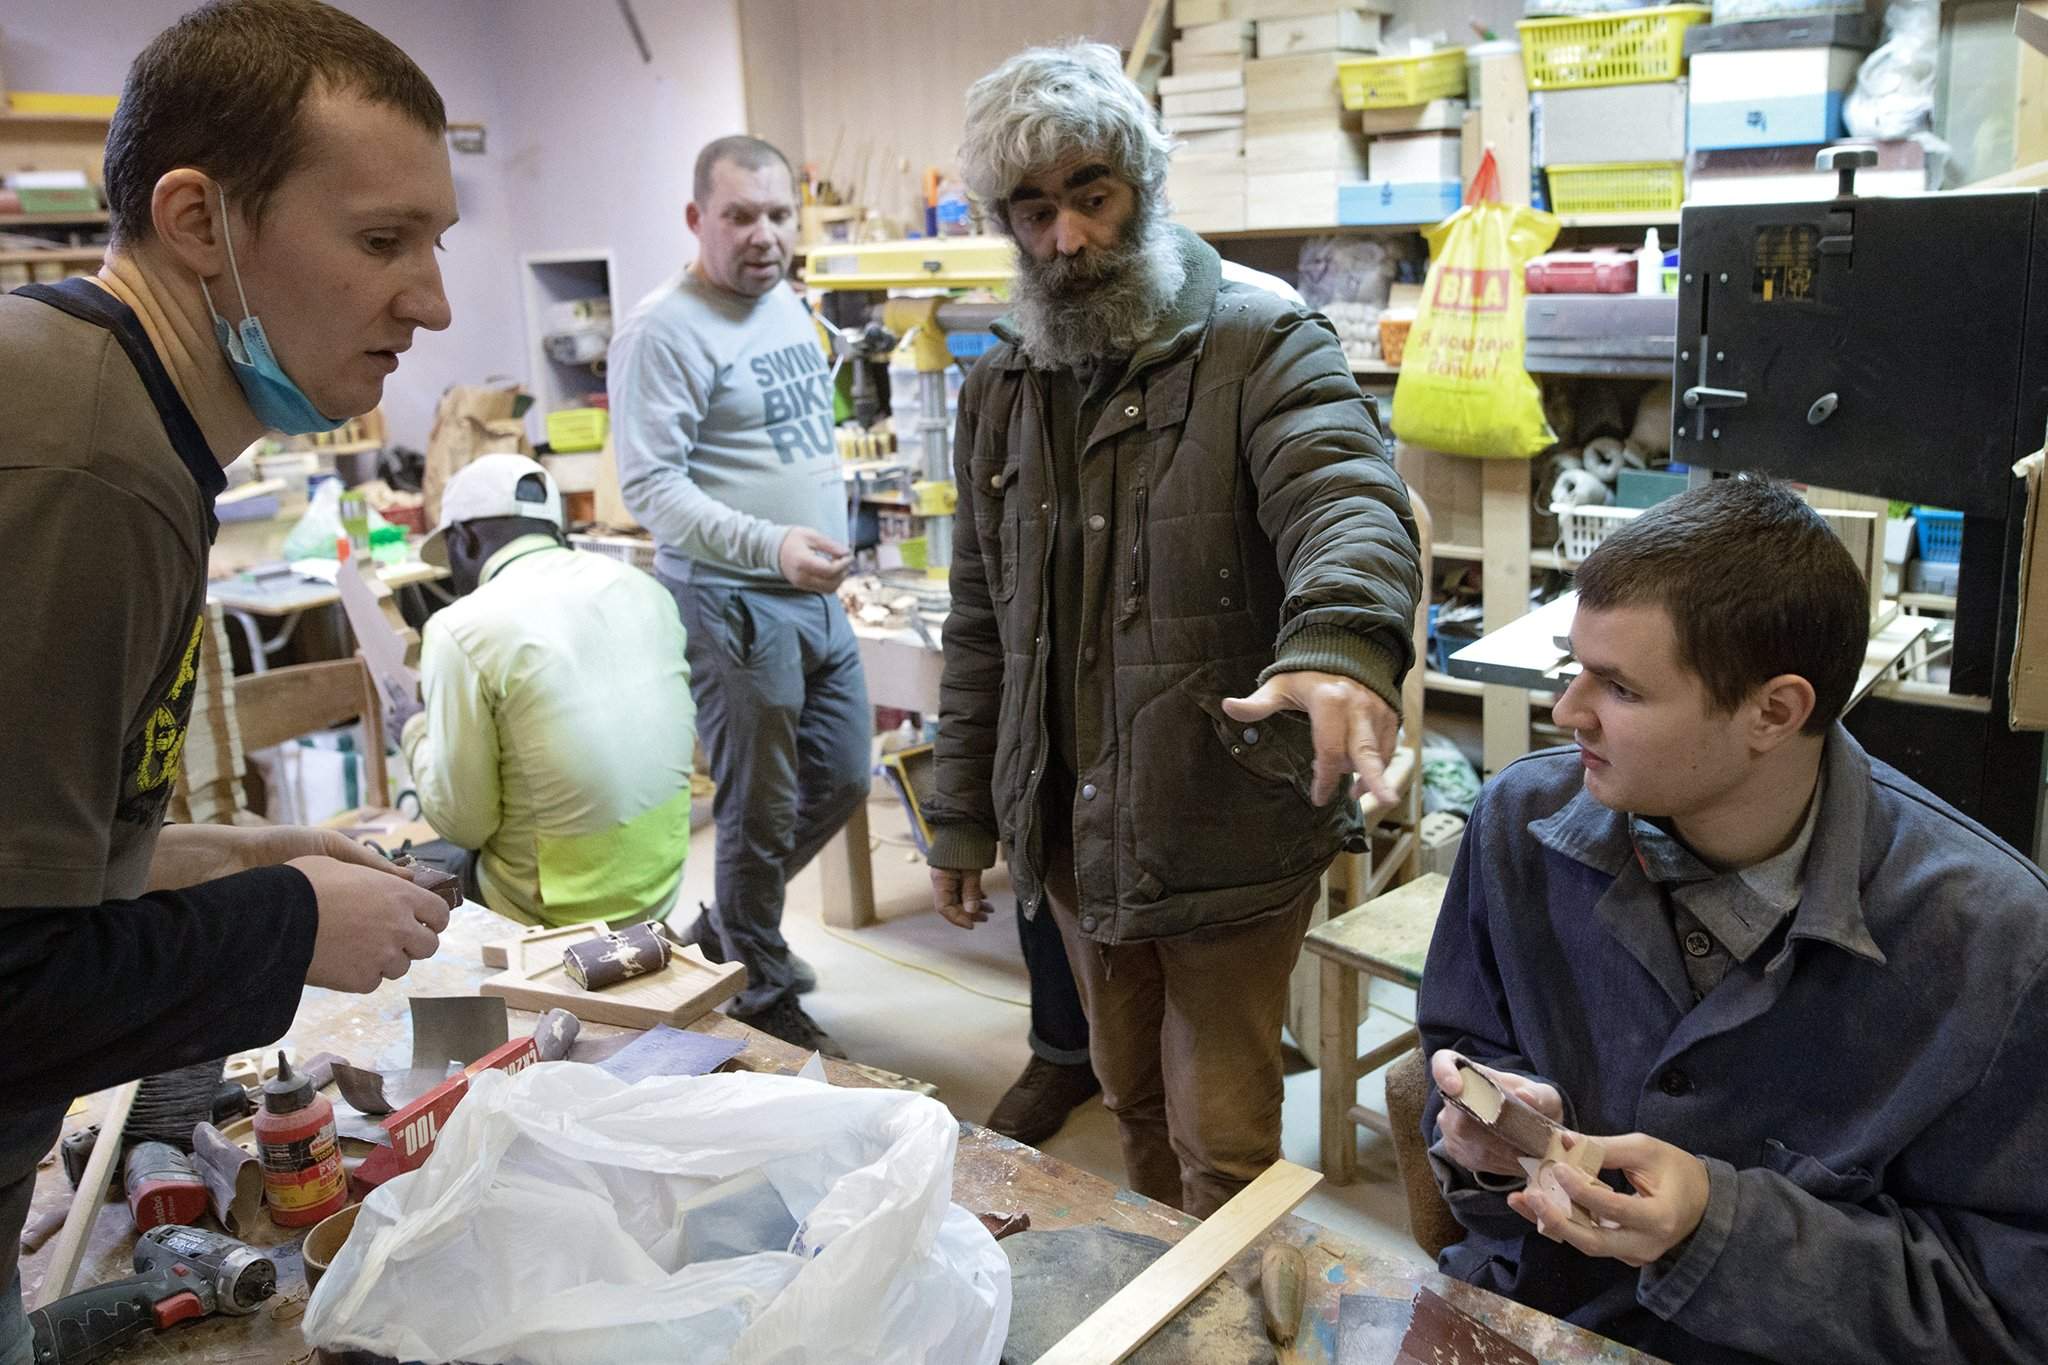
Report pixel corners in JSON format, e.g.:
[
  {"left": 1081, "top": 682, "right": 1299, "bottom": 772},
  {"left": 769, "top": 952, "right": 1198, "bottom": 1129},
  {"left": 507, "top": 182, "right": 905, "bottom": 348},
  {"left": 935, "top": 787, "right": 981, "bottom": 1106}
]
[
  {"left": 988, "top": 223, "right": 1222, "bottom": 376},
  {"left": 1530, "top": 724, "right": 1886, "bottom": 966},
  {"left": 480, "top": 533, "right": 565, "bottom": 586}
]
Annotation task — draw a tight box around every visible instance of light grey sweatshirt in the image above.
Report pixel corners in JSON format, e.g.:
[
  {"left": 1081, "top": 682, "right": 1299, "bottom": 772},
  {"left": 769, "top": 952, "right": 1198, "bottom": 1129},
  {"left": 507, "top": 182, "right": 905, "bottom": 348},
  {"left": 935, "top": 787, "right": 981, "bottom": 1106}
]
[{"left": 609, "top": 271, "right": 846, "bottom": 587}]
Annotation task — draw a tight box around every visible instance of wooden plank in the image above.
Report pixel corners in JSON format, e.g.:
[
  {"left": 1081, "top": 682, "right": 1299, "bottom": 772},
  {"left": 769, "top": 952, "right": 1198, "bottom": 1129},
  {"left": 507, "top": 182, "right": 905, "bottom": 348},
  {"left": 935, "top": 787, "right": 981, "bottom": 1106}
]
[
  {"left": 1170, "top": 49, "right": 1249, "bottom": 76},
  {"left": 1473, "top": 49, "right": 1531, "bottom": 206},
  {"left": 1318, "top": 958, "right": 1360, "bottom": 1183},
  {"left": 1175, "top": 19, "right": 1255, "bottom": 54},
  {"left": 37, "top": 1081, "right": 139, "bottom": 1306},
  {"left": 1181, "top": 0, "right": 1384, "bottom": 22},
  {"left": 820, "top": 798, "right": 877, "bottom": 929},
  {"left": 1481, "top": 458, "right": 1533, "bottom": 775},
  {"left": 479, "top": 918, "right": 613, "bottom": 970},
  {"left": 1161, "top": 85, "right": 1248, "bottom": 117},
  {"left": 479, "top": 921, "right": 746, "bottom": 1029},
  {"left": 1158, "top": 69, "right": 1246, "bottom": 96},
  {"left": 1305, "top": 872, "right": 1448, "bottom": 984},
  {"left": 2018, "top": 2, "right": 2048, "bottom": 170},
  {"left": 1033, "top": 1160, "right": 1325, "bottom": 1365}
]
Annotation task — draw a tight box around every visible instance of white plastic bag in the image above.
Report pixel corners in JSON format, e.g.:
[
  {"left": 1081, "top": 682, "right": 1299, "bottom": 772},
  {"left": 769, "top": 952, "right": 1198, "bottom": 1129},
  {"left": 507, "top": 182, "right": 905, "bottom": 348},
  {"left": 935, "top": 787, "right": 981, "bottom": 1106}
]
[{"left": 304, "top": 1065, "right": 1010, "bottom": 1365}]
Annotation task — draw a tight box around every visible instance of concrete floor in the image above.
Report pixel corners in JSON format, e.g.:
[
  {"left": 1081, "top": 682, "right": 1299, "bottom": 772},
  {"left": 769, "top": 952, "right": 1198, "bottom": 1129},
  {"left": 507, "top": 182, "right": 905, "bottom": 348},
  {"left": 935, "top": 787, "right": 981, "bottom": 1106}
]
[{"left": 679, "top": 784, "right": 1434, "bottom": 1272}]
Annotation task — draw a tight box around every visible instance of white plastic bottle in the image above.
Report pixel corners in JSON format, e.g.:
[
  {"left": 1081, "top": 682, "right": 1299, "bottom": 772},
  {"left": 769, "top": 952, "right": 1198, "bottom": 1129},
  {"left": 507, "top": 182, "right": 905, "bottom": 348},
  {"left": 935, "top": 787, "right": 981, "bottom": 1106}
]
[{"left": 1637, "top": 228, "right": 1662, "bottom": 295}]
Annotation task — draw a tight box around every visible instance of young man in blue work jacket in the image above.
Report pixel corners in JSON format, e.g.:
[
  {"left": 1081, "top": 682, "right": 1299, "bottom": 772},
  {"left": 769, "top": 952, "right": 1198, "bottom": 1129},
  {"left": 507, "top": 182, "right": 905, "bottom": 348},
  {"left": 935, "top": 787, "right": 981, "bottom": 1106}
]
[{"left": 1419, "top": 477, "right": 2048, "bottom": 1364}]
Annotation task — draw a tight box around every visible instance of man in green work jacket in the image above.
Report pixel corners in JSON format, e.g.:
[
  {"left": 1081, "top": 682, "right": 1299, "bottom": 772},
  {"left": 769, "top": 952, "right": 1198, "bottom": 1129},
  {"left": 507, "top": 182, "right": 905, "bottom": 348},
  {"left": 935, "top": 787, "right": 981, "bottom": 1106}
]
[{"left": 926, "top": 41, "right": 1422, "bottom": 1217}]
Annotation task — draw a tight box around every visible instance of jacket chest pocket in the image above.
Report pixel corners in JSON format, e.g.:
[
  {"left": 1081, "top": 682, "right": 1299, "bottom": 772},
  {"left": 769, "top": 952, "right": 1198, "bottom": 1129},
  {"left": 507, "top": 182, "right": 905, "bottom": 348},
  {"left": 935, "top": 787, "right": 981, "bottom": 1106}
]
[{"left": 969, "top": 455, "right": 1023, "bottom": 602}]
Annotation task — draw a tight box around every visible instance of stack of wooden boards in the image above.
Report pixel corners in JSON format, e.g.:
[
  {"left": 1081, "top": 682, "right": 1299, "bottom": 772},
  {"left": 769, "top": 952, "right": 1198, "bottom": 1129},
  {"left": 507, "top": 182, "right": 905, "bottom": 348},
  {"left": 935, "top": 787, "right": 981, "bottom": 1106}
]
[{"left": 1162, "top": 0, "right": 1386, "bottom": 231}]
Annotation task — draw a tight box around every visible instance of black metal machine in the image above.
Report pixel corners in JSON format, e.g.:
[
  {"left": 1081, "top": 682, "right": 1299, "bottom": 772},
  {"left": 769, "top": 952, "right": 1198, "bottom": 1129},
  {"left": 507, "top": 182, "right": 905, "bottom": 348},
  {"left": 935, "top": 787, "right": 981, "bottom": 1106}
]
[{"left": 1673, "top": 147, "right": 2045, "bottom": 852}]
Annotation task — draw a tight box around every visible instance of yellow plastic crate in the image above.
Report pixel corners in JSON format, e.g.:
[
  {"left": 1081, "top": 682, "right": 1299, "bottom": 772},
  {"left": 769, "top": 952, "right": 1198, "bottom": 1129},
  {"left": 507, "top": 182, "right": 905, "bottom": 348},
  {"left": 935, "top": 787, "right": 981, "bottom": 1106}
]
[
  {"left": 1517, "top": 5, "right": 1708, "bottom": 90},
  {"left": 1339, "top": 48, "right": 1467, "bottom": 110},
  {"left": 1545, "top": 162, "right": 1685, "bottom": 216},
  {"left": 545, "top": 407, "right": 609, "bottom": 453}
]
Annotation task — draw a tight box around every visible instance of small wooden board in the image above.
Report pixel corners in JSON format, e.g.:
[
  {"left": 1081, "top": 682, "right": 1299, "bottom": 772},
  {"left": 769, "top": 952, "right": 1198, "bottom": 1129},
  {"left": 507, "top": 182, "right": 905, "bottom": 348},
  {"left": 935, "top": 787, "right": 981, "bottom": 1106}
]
[{"left": 479, "top": 921, "right": 745, "bottom": 1030}]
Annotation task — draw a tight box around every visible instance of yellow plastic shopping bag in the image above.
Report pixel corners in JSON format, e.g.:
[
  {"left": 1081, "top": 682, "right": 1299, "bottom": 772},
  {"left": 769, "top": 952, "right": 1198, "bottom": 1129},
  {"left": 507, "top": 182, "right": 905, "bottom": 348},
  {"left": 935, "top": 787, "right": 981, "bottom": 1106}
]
[{"left": 1390, "top": 152, "right": 1560, "bottom": 459}]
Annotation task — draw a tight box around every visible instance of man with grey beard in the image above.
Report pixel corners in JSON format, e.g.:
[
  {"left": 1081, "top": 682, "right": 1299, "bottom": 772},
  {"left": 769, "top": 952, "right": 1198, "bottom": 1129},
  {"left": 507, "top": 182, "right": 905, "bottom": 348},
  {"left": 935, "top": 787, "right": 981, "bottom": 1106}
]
[{"left": 924, "top": 41, "right": 1421, "bottom": 1215}]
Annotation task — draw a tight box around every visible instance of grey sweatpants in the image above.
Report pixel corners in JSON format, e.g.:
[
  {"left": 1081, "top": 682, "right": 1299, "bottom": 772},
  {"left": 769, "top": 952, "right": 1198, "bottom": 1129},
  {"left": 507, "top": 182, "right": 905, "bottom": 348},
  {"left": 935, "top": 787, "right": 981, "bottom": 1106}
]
[{"left": 661, "top": 570, "right": 870, "bottom": 1016}]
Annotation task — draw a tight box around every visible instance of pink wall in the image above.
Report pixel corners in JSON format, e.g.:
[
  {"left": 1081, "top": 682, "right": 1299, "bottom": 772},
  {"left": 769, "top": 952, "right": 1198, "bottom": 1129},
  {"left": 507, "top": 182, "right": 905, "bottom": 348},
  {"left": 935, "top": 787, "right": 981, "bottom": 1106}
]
[{"left": 2, "top": 0, "right": 748, "bottom": 449}]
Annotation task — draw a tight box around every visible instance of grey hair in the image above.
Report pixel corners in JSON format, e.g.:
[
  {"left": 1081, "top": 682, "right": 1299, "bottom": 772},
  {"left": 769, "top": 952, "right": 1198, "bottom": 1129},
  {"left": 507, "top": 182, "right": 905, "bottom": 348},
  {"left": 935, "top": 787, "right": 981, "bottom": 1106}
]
[{"left": 959, "top": 41, "right": 1174, "bottom": 233}]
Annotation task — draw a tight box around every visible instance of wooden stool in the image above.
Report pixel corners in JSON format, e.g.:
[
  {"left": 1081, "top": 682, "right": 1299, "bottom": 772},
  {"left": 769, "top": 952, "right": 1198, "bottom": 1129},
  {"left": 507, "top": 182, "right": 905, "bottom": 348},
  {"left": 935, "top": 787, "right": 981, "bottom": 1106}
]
[{"left": 1303, "top": 872, "right": 1448, "bottom": 1185}]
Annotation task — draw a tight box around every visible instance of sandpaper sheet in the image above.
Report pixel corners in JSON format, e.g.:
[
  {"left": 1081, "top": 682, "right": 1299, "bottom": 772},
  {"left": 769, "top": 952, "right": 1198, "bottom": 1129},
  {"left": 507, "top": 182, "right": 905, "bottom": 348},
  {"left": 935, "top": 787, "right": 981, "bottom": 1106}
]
[{"left": 594, "top": 1025, "right": 744, "bottom": 1084}]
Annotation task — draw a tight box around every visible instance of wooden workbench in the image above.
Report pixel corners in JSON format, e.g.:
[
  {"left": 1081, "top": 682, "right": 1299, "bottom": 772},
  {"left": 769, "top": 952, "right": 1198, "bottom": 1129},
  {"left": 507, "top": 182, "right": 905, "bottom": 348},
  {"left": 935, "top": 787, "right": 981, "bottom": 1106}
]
[{"left": 21, "top": 905, "right": 1657, "bottom": 1365}]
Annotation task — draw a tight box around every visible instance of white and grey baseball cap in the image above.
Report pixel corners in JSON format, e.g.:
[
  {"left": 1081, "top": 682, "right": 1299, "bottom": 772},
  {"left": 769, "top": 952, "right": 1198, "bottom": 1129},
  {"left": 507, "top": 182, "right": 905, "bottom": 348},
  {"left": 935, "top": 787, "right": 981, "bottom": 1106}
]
[{"left": 420, "top": 454, "right": 563, "bottom": 566}]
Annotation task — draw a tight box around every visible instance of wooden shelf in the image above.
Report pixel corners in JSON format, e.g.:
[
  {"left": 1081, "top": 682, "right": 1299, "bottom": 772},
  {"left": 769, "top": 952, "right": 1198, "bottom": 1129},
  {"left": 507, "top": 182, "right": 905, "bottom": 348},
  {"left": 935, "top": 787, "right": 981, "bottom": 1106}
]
[
  {"left": 0, "top": 110, "right": 112, "bottom": 127},
  {"left": 0, "top": 247, "right": 102, "bottom": 267},
  {"left": 1351, "top": 361, "right": 1400, "bottom": 378},
  {"left": 1433, "top": 541, "right": 1569, "bottom": 572},
  {"left": 1200, "top": 222, "right": 1432, "bottom": 241},
  {"left": 1424, "top": 669, "right": 1554, "bottom": 707},
  {"left": 0, "top": 211, "right": 108, "bottom": 227},
  {"left": 1556, "top": 212, "right": 1681, "bottom": 230}
]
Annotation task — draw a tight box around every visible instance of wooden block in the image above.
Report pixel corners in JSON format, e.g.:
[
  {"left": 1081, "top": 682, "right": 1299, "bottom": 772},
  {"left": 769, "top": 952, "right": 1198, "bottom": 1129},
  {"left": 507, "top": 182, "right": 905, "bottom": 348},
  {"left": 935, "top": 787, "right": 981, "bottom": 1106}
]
[
  {"left": 1034, "top": 1161, "right": 1323, "bottom": 1364},
  {"left": 1245, "top": 52, "right": 1363, "bottom": 116},
  {"left": 1247, "top": 168, "right": 1345, "bottom": 228},
  {"left": 1368, "top": 131, "right": 1463, "bottom": 183},
  {"left": 1360, "top": 97, "right": 1467, "bottom": 135},
  {"left": 480, "top": 921, "right": 746, "bottom": 1030},
  {"left": 1173, "top": 200, "right": 1247, "bottom": 232},
  {"left": 1157, "top": 68, "right": 1245, "bottom": 96},
  {"left": 1245, "top": 112, "right": 1365, "bottom": 172},
  {"left": 1175, "top": 18, "right": 1254, "bottom": 53},
  {"left": 1171, "top": 45, "right": 1248, "bottom": 75},
  {"left": 1256, "top": 9, "right": 1382, "bottom": 58},
  {"left": 1162, "top": 86, "right": 1247, "bottom": 117},
  {"left": 1178, "top": 125, "right": 1246, "bottom": 155},
  {"left": 1394, "top": 442, "right": 1483, "bottom": 546},
  {"left": 1164, "top": 112, "right": 1247, "bottom": 134}
]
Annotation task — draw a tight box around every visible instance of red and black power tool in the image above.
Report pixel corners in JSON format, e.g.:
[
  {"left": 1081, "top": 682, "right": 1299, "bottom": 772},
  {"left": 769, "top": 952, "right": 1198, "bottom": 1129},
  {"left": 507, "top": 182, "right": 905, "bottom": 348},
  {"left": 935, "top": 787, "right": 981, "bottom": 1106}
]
[{"left": 27, "top": 1224, "right": 277, "bottom": 1365}]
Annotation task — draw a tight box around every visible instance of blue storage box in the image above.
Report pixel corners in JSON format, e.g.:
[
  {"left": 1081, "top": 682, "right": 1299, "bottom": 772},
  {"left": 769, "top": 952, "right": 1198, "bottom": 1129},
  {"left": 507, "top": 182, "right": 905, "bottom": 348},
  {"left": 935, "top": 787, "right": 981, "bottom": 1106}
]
[
  {"left": 1338, "top": 179, "right": 1462, "bottom": 227},
  {"left": 1915, "top": 508, "right": 1963, "bottom": 563}
]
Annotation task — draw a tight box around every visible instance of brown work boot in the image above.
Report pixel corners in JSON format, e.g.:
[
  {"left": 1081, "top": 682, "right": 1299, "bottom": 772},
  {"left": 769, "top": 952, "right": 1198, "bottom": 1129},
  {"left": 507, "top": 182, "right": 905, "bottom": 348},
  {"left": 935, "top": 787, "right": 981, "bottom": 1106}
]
[
  {"left": 985, "top": 1056, "right": 1101, "bottom": 1146},
  {"left": 733, "top": 997, "right": 848, "bottom": 1060}
]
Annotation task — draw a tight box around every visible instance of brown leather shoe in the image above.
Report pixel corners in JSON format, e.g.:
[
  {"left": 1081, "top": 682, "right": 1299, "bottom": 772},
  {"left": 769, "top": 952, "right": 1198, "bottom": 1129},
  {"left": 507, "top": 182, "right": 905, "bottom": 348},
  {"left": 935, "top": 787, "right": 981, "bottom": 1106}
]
[{"left": 985, "top": 1056, "right": 1101, "bottom": 1146}]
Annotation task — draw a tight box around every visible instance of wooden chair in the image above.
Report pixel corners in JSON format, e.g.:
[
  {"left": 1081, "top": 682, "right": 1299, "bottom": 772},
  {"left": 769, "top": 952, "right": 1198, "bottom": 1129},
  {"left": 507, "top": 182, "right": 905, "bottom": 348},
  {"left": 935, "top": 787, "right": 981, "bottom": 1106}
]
[
  {"left": 1384, "top": 1046, "right": 1465, "bottom": 1258},
  {"left": 234, "top": 658, "right": 390, "bottom": 821},
  {"left": 1305, "top": 870, "right": 1448, "bottom": 1184},
  {"left": 1287, "top": 489, "right": 1434, "bottom": 1066}
]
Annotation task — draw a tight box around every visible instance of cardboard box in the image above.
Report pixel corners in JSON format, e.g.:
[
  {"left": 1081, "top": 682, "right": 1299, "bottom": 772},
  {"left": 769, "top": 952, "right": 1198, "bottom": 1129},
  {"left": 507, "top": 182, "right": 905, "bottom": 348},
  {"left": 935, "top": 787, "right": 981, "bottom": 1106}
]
[
  {"left": 2012, "top": 450, "right": 2048, "bottom": 729},
  {"left": 1690, "top": 47, "right": 1860, "bottom": 149},
  {"left": 1395, "top": 441, "right": 1484, "bottom": 547},
  {"left": 1246, "top": 52, "right": 1362, "bottom": 115},
  {"left": 1368, "top": 131, "right": 1462, "bottom": 182},
  {"left": 1360, "top": 98, "right": 1467, "bottom": 135},
  {"left": 1256, "top": 9, "right": 1382, "bottom": 57},
  {"left": 1532, "top": 82, "right": 1688, "bottom": 166}
]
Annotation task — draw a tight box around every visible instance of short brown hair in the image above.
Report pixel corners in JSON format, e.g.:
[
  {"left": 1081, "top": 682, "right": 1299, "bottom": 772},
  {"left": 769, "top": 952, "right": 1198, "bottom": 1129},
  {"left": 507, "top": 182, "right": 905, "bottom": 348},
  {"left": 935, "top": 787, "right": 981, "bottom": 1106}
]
[
  {"left": 104, "top": 0, "right": 446, "bottom": 244},
  {"left": 693, "top": 135, "right": 793, "bottom": 206},
  {"left": 1575, "top": 477, "right": 1868, "bottom": 733}
]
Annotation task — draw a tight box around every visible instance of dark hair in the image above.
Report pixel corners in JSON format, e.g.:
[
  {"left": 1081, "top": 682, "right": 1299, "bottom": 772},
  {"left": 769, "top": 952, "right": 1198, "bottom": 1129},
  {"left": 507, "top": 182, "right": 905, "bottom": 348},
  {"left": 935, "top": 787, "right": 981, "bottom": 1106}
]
[
  {"left": 1575, "top": 476, "right": 1868, "bottom": 733},
  {"left": 104, "top": 0, "right": 446, "bottom": 244},
  {"left": 693, "top": 135, "right": 794, "bottom": 206}
]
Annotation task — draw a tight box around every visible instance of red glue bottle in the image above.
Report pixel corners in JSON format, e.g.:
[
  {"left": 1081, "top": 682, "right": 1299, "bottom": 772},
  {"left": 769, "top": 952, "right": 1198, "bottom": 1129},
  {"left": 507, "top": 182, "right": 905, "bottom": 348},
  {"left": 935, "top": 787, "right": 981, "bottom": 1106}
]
[{"left": 255, "top": 1050, "right": 348, "bottom": 1227}]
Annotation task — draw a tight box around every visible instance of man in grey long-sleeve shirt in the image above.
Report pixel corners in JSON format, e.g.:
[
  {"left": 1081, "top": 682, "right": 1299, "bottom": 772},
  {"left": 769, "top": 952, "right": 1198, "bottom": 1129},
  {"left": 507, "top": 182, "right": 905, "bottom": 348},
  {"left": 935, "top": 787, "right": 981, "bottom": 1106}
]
[
  {"left": 1419, "top": 479, "right": 2048, "bottom": 1363},
  {"left": 610, "top": 135, "right": 868, "bottom": 1057}
]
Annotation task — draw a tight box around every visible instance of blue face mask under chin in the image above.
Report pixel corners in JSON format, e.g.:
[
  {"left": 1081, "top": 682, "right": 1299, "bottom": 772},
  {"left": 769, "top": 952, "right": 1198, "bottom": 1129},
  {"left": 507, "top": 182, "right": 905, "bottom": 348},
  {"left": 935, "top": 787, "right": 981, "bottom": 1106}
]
[{"left": 200, "top": 187, "right": 346, "bottom": 435}]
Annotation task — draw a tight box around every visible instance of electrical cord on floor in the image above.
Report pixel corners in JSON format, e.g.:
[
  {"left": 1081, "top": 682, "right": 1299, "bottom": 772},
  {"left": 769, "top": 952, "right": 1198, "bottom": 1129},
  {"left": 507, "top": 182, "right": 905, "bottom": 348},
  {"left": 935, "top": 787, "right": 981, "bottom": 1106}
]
[{"left": 814, "top": 826, "right": 1031, "bottom": 1009}]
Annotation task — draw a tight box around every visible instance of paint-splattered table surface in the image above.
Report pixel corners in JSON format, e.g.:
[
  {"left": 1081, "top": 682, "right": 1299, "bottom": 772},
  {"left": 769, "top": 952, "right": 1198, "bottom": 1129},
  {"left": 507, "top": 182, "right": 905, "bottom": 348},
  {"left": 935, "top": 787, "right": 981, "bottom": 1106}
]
[{"left": 23, "top": 904, "right": 1656, "bottom": 1364}]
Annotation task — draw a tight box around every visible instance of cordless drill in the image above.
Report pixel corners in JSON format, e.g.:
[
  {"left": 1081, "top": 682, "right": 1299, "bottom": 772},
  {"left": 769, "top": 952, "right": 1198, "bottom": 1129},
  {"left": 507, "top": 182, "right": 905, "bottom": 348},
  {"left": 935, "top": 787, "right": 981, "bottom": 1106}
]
[{"left": 27, "top": 1224, "right": 277, "bottom": 1365}]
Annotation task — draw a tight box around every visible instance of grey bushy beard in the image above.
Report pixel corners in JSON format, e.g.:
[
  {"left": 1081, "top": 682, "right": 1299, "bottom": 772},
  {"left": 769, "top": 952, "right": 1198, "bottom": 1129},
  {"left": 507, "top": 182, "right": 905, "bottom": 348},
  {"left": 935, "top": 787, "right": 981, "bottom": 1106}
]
[{"left": 1009, "top": 196, "right": 1187, "bottom": 371}]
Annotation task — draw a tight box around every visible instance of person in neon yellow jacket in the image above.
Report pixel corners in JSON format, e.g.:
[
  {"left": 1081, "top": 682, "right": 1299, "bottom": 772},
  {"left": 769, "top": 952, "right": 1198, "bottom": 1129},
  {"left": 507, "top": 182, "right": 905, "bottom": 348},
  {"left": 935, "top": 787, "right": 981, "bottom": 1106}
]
[{"left": 402, "top": 454, "right": 695, "bottom": 926}]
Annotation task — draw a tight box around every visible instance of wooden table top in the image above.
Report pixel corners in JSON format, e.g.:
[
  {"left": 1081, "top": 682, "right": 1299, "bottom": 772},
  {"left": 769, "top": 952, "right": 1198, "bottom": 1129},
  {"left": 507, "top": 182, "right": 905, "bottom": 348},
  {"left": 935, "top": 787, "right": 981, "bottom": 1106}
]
[{"left": 21, "top": 904, "right": 1657, "bottom": 1364}]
